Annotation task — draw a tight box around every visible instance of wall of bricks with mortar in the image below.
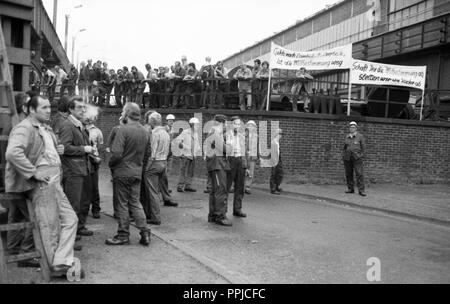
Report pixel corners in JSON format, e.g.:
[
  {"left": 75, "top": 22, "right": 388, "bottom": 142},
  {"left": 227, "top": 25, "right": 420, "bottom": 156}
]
[{"left": 94, "top": 108, "right": 450, "bottom": 186}]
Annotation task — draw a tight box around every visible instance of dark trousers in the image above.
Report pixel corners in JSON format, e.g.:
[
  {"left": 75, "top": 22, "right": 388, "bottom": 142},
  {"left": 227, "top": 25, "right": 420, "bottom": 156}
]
[
  {"left": 6, "top": 196, "right": 34, "bottom": 255},
  {"left": 270, "top": 159, "right": 284, "bottom": 192},
  {"left": 252, "top": 82, "right": 260, "bottom": 110},
  {"left": 160, "top": 168, "right": 172, "bottom": 202},
  {"left": 149, "top": 83, "right": 160, "bottom": 107},
  {"left": 206, "top": 174, "right": 212, "bottom": 191},
  {"left": 114, "top": 85, "right": 123, "bottom": 107},
  {"left": 113, "top": 177, "right": 149, "bottom": 237},
  {"left": 136, "top": 88, "right": 145, "bottom": 108},
  {"left": 208, "top": 169, "right": 228, "bottom": 221},
  {"left": 344, "top": 157, "right": 365, "bottom": 192},
  {"left": 227, "top": 157, "right": 245, "bottom": 213},
  {"left": 201, "top": 82, "right": 215, "bottom": 108},
  {"left": 63, "top": 175, "right": 91, "bottom": 232},
  {"left": 216, "top": 82, "right": 228, "bottom": 109},
  {"left": 90, "top": 167, "right": 101, "bottom": 213},
  {"left": 143, "top": 161, "right": 167, "bottom": 222},
  {"left": 178, "top": 157, "right": 195, "bottom": 189},
  {"left": 173, "top": 83, "right": 185, "bottom": 107}
]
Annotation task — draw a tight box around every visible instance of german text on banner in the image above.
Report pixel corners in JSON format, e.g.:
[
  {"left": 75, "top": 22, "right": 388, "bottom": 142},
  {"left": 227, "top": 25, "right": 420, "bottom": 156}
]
[
  {"left": 351, "top": 59, "right": 427, "bottom": 91},
  {"left": 269, "top": 42, "right": 353, "bottom": 70}
]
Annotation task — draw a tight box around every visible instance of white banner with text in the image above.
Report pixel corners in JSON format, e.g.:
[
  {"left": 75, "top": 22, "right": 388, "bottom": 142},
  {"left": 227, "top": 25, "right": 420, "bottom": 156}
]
[
  {"left": 350, "top": 60, "right": 427, "bottom": 91},
  {"left": 269, "top": 42, "right": 353, "bottom": 71}
]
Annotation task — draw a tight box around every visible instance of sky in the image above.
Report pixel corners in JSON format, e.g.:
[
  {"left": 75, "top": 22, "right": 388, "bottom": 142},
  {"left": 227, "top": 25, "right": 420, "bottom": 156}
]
[{"left": 42, "top": 0, "right": 338, "bottom": 70}]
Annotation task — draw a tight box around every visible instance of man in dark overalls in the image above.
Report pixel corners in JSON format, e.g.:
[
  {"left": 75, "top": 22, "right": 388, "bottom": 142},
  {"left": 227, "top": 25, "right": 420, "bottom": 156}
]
[
  {"left": 206, "top": 115, "right": 232, "bottom": 226},
  {"left": 343, "top": 121, "right": 367, "bottom": 196}
]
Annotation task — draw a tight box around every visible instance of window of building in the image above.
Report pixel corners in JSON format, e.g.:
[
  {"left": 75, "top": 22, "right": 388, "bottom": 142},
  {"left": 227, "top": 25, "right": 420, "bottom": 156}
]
[
  {"left": 12, "top": 64, "right": 23, "bottom": 91},
  {"left": 10, "top": 18, "right": 24, "bottom": 48},
  {"left": 388, "top": 0, "right": 434, "bottom": 31},
  {"left": 389, "top": 0, "right": 424, "bottom": 13}
]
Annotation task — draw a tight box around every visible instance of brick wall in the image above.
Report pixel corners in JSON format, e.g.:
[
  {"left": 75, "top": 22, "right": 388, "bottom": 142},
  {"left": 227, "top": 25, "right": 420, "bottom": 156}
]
[{"left": 94, "top": 108, "right": 450, "bottom": 185}]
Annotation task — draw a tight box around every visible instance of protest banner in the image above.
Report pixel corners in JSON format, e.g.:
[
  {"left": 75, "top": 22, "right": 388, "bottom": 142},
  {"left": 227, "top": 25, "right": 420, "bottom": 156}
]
[
  {"left": 269, "top": 42, "right": 353, "bottom": 71},
  {"left": 350, "top": 59, "right": 427, "bottom": 119},
  {"left": 350, "top": 59, "right": 427, "bottom": 91}
]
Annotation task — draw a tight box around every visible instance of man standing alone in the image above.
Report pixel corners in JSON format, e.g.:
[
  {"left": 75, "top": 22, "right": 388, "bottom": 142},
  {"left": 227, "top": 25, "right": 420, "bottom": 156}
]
[
  {"left": 106, "top": 103, "right": 151, "bottom": 246},
  {"left": 343, "top": 122, "right": 367, "bottom": 197}
]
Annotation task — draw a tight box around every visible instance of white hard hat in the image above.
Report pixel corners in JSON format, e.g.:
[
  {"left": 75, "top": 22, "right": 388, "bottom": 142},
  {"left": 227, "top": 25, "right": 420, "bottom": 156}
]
[
  {"left": 166, "top": 114, "right": 175, "bottom": 120},
  {"left": 349, "top": 121, "right": 358, "bottom": 127},
  {"left": 247, "top": 120, "right": 257, "bottom": 126},
  {"left": 189, "top": 117, "right": 200, "bottom": 124}
]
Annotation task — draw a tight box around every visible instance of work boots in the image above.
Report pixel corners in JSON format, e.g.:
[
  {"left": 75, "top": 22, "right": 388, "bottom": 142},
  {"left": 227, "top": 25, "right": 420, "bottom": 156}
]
[{"left": 139, "top": 230, "right": 151, "bottom": 246}]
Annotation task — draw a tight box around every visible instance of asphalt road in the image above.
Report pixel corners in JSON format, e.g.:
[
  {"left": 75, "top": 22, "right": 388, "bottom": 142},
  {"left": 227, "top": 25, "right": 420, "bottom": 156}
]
[
  {"left": 7, "top": 172, "right": 450, "bottom": 284},
  {"left": 95, "top": 173, "right": 450, "bottom": 284}
]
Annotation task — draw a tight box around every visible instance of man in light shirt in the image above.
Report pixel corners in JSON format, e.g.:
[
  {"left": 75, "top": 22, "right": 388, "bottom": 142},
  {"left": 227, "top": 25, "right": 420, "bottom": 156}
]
[
  {"left": 54, "top": 65, "right": 68, "bottom": 95},
  {"left": 233, "top": 63, "right": 253, "bottom": 111},
  {"left": 175, "top": 117, "right": 201, "bottom": 193},
  {"left": 142, "top": 112, "right": 177, "bottom": 225},
  {"left": 226, "top": 116, "right": 248, "bottom": 218}
]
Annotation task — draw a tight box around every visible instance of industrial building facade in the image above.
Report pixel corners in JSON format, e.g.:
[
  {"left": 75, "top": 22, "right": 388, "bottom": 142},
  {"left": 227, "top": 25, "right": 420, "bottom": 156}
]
[
  {"left": 223, "top": 0, "right": 450, "bottom": 94},
  {"left": 0, "top": 0, "right": 69, "bottom": 93}
]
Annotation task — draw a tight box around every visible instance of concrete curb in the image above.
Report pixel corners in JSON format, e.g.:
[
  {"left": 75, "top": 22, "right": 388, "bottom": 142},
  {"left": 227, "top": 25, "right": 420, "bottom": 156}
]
[{"left": 186, "top": 176, "right": 450, "bottom": 228}]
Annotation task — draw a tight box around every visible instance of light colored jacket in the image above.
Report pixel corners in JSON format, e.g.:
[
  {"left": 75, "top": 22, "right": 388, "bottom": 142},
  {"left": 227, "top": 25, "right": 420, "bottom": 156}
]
[
  {"left": 173, "top": 128, "right": 202, "bottom": 160},
  {"left": 5, "top": 117, "right": 60, "bottom": 193}
]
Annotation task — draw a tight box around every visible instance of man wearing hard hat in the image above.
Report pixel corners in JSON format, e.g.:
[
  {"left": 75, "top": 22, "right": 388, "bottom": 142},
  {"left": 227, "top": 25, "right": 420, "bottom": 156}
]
[
  {"left": 343, "top": 121, "right": 367, "bottom": 197},
  {"left": 160, "top": 114, "right": 176, "bottom": 196},
  {"left": 175, "top": 117, "right": 202, "bottom": 193}
]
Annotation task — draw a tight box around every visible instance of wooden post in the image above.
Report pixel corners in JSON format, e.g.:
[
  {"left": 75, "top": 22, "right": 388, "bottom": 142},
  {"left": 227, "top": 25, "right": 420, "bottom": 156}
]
[
  {"left": 26, "top": 200, "right": 51, "bottom": 282},
  {"left": 347, "top": 80, "right": 352, "bottom": 116},
  {"left": 420, "top": 90, "right": 425, "bottom": 121},
  {"left": 266, "top": 69, "right": 272, "bottom": 111}
]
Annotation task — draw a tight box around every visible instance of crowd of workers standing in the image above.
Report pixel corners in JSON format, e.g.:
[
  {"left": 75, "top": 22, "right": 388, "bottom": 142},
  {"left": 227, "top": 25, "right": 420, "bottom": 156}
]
[{"left": 3, "top": 91, "right": 285, "bottom": 281}]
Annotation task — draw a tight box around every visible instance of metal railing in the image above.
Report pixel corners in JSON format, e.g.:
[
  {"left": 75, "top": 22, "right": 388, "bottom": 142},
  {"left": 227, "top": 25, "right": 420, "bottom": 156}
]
[{"left": 29, "top": 77, "right": 450, "bottom": 121}]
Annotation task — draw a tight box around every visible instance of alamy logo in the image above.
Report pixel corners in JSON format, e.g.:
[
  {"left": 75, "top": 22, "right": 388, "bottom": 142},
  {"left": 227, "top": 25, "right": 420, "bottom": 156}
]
[
  {"left": 366, "top": 257, "right": 381, "bottom": 282},
  {"left": 168, "top": 114, "right": 281, "bottom": 167}
]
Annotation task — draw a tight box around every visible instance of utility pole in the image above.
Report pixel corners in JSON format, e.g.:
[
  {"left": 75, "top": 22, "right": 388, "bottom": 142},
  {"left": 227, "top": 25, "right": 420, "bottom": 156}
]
[
  {"left": 53, "top": 0, "right": 58, "bottom": 27},
  {"left": 64, "top": 14, "right": 69, "bottom": 51}
]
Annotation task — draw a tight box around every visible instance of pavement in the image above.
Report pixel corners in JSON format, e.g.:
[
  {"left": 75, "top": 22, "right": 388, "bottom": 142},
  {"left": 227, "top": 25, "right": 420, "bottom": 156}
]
[
  {"left": 254, "top": 182, "right": 450, "bottom": 227},
  {"left": 188, "top": 177, "right": 450, "bottom": 227},
  {"left": 3, "top": 169, "right": 450, "bottom": 284}
]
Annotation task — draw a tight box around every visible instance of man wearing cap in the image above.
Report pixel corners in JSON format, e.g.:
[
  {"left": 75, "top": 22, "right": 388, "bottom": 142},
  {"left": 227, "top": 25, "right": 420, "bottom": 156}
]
[
  {"left": 205, "top": 114, "right": 232, "bottom": 226},
  {"left": 226, "top": 117, "right": 248, "bottom": 218},
  {"left": 106, "top": 102, "right": 151, "bottom": 246},
  {"left": 245, "top": 120, "right": 258, "bottom": 194},
  {"left": 175, "top": 117, "right": 201, "bottom": 192},
  {"left": 343, "top": 122, "right": 367, "bottom": 196},
  {"left": 165, "top": 114, "right": 176, "bottom": 175}
]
